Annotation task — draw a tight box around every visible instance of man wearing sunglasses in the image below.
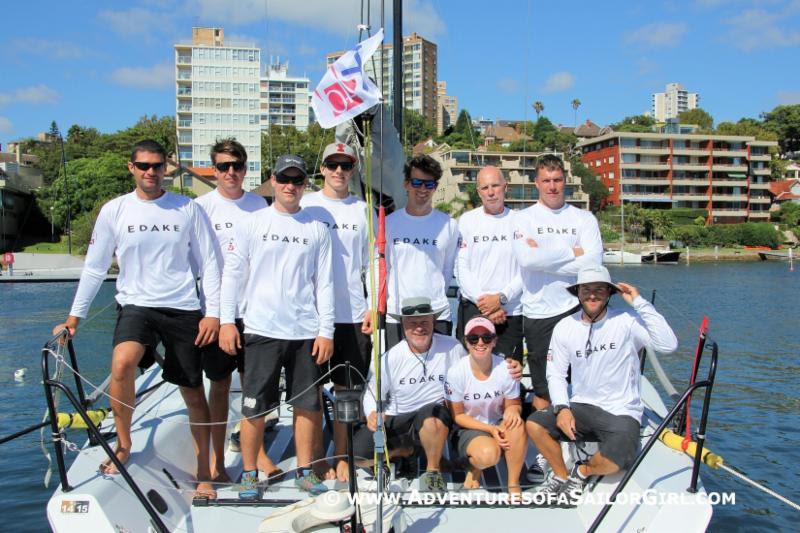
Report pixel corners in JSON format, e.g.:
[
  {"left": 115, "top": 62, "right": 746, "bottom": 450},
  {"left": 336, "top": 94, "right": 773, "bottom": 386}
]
[
  {"left": 53, "top": 139, "right": 222, "bottom": 498},
  {"left": 527, "top": 265, "right": 677, "bottom": 504},
  {"left": 301, "top": 142, "right": 376, "bottom": 483},
  {"left": 219, "top": 154, "right": 335, "bottom": 498},
  {"left": 385, "top": 155, "right": 459, "bottom": 349},
  {"left": 456, "top": 165, "right": 524, "bottom": 361},
  {"left": 195, "top": 139, "right": 268, "bottom": 484}
]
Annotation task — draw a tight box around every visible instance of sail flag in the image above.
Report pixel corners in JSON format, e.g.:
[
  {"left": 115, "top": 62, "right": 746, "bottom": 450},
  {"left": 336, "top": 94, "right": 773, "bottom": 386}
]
[{"left": 312, "top": 29, "right": 384, "bottom": 128}]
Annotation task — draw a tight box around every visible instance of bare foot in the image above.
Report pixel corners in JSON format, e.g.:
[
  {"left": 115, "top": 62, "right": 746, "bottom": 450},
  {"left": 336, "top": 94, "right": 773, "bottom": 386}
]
[
  {"left": 99, "top": 447, "right": 130, "bottom": 475},
  {"left": 314, "top": 462, "right": 336, "bottom": 481},
  {"left": 257, "top": 452, "right": 278, "bottom": 474},
  {"left": 336, "top": 460, "right": 350, "bottom": 483},
  {"left": 509, "top": 486, "right": 522, "bottom": 504},
  {"left": 211, "top": 469, "right": 232, "bottom": 484},
  {"left": 463, "top": 468, "right": 481, "bottom": 489},
  {"left": 195, "top": 481, "right": 217, "bottom": 499}
]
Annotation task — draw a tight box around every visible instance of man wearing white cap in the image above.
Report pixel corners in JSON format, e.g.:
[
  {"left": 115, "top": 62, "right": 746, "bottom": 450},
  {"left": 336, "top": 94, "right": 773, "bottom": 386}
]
[
  {"left": 301, "top": 142, "right": 376, "bottom": 482},
  {"left": 527, "top": 265, "right": 678, "bottom": 504}
]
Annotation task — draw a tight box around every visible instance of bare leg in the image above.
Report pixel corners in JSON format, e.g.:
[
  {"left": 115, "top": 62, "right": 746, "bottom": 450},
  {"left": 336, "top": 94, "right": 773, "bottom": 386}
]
[
  {"left": 332, "top": 384, "right": 351, "bottom": 482},
  {"left": 208, "top": 375, "right": 232, "bottom": 483},
  {"left": 180, "top": 385, "right": 215, "bottom": 497},
  {"left": 526, "top": 420, "right": 568, "bottom": 479},
  {"left": 504, "top": 423, "right": 528, "bottom": 494},
  {"left": 580, "top": 451, "right": 620, "bottom": 478},
  {"left": 294, "top": 407, "right": 319, "bottom": 471},
  {"left": 241, "top": 414, "right": 265, "bottom": 473},
  {"left": 101, "top": 341, "right": 144, "bottom": 474},
  {"left": 463, "top": 436, "right": 501, "bottom": 489},
  {"left": 532, "top": 396, "right": 550, "bottom": 411},
  {"left": 419, "top": 417, "right": 448, "bottom": 471},
  {"left": 311, "top": 392, "right": 335, "bottom": 480}
]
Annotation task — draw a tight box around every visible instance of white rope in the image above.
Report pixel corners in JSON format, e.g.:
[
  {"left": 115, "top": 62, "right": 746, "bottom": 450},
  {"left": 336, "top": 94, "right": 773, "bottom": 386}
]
[{"left": 719, "top": 463, "right": 800, "bottom": 512}]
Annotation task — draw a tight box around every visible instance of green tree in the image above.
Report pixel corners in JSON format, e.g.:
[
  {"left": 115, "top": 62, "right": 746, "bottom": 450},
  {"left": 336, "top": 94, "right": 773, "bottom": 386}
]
[
  {"left": 715, "top": 118, "right": 777, "bottom": 140},
  {"left": 610, "top": 114, "right": 655, "bottom": 133},
  {"left": 773, "top": 202, "right": 800, "bottom": 227},
  {"left": 403, "top": 108, "right": 435, "bottom": 149},
  {"left": 761, "top": 104, "right": 800, "bottom": 154},
  {"left": 678, "top": 108, "right": 714, "bottom": 130},
  {"left": 533, "top": 101, "right": 544, "bottom": 120},
  {"left": 570, "top": 158, "right": 608, "bottom": 213}
]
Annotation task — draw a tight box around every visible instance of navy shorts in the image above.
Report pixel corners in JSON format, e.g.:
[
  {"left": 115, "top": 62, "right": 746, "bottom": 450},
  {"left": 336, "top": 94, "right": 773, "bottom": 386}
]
[
  {"left": 527, "top": 402, "right": 641, "bottom": 470},
  {"left": 523, "top": 305, "right": 579, "bottom": 402},
  {"left": 201, "top": 319, "right": 245, "bottom": 381},
  {"left": 241, "top": 334, "right": 323, "bottom": 416},
  {"left": 352, "top": 402, "right": 453, "bottom": 460},
  {"left": 112, "top": 304, "right": 204, "bottom": 388}
]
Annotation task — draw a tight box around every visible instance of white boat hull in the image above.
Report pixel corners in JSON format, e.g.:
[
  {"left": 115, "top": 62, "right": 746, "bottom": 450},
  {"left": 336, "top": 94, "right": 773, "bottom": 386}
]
[{"left": 603, "top": 250, "right": 643, "bottom": 265}]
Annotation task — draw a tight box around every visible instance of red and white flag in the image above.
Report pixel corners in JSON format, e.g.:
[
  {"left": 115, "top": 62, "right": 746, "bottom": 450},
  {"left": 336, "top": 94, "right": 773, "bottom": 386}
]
[{"left": 312, "top": 29, "right": 384, "bottom": 129}]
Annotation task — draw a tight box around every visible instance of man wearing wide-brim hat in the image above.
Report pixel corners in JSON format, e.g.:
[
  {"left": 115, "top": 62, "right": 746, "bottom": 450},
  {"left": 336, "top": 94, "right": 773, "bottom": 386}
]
[{"left": 526, "top": 265, "right": 678, "bottom": 504}]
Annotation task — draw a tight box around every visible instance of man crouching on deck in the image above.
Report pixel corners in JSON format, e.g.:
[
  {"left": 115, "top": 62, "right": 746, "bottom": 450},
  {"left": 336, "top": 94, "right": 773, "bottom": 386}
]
[
  {"left": 53, "top": 139, "right": 222, "bottom": 498},
  {"left": 527, "top": 265, "right": 678, "bottom": 505},
  {"left": 353, "top": 297, "right": 523, "bottom": 493}
]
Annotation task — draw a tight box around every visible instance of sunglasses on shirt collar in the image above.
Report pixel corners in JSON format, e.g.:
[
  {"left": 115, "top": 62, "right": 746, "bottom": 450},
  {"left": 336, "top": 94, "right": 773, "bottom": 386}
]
[
  {"left": 466, "top": 333, "right": 497, "bottom": 345},
  {"left": 215, "top": 161, "right": 246, "bottom": 172},
  {"left": 132, "top": 161, "right": 166, "bottom": 171},
  {"left": 408, "top": 178, "right": 437, "bottom": 190},
  {"left": 275, "top": 173, "right": 307, "bottom": 186}
]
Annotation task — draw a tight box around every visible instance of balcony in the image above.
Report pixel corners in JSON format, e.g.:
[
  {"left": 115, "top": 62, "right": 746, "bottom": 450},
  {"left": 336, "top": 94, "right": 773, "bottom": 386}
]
[
  {"left": 622, "top": 177, "right": 671, "bottom": 185},
  {"left": 620, "top": 146, "right": 669, "bottom": 155},
  {"left": 749, "top": 181, "right": 771, "bottom": 189},
  {"left": 711, "top": 163, "right": 748, "bottom": 172},
  {"left": 672, "top": 163, "right": 709, "bottom": 171},
  {"left": 177, "top": 55, "right": 192, "bottom": 64},
  {"left": 672, "top": 193, "right": 709, "bottom": 201},
  {"left": 711, "top": 209, "right": 747, "bottom": 217},
  {"left": 620, "top": 161, "right": 669, "bottom": 171},
  {"left": 748, "top": 211, "right": 771, "bottom": 218},
  {"left": 750, "top": 166, "right": 771, "bottom": 175},
  {"left": 712, "top": 194, "right": 748, "bottom": 201},
  {"left": 620, "top": 193, "right": 672, "bottom": 201},
  {"left": 749, "top": 153, "right": 771, "bottom": 161},
  {"left": 177, "top": 103, "right": 191, "bottom": 111},
  {"left": 177, "top": 87, "right": 192, "bottom": 96},
  {"left": 749, "top": 196, "right": 772, "bottom": 204},
  {"left": 713, "top": 149, "right": 748, "bottom": 158},
  {"left": 178, "top": 119, "right": 192, "bottom": 128}
]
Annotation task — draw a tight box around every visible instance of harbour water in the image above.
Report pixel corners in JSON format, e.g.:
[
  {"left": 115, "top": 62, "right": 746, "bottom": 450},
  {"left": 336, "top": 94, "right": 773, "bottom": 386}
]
[{"left": 0, "top": 262, "right": 798, "bottom": 532}]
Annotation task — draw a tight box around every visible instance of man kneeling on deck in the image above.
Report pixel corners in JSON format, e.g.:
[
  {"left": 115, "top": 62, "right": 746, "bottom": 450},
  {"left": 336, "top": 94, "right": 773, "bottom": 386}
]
[{"left": 527, "top": 265, "right": 678, "bottom": 504}]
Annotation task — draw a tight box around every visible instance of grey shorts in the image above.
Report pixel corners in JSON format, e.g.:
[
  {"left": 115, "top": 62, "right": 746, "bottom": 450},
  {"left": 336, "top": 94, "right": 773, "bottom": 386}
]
[
  {"left": 527, "top": 402, "right": 641, "bottom": 470},
  {"left": 455, "top": 427, "right": 497, "bottom": 458}
]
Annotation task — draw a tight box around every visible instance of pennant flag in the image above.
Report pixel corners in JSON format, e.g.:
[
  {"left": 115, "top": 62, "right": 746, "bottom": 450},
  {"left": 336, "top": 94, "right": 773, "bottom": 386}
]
[{"left": 312, "top": 29, "right": 384, "bottom": 129}]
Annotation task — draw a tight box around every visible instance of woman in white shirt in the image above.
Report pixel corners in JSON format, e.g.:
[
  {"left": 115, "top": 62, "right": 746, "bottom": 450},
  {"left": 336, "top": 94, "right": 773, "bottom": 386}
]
[{"left": 446, "top": 317, "right": 527, "bottom": 498}]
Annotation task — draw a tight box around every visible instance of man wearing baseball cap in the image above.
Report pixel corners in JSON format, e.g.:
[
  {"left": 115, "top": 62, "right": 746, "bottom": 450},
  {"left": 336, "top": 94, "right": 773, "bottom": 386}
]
[
  {"left": 219, "top": 154, "right": 335, "bottom": 498},
  {"left": 301, "top": 142, "right": 377, "bottom": 482},
  {"left": 526, "top": 265, "right": 678, "bottom": 504}
]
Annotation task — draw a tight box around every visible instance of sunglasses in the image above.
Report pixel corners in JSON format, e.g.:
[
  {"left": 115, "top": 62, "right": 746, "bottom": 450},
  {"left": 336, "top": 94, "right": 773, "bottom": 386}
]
[
  {"left": 275, "top": 173, "right": 307, "bottom": 186},
  {"left": 402, "top": 303, "right": 433, "bottom": 315},
  {"left": 466, "top": 333, "right": 497, "bottom": 345},
  {"left": 132, "top": 161, "right": 165, "bottom": 172},
  {"left": 215, "top": 161, "right": 246, "bottom": 172},
  {"left": 323, "top": 161, "right": 355, "bottom": 171},
  {"left": 409, "top": 178, "right": 437, "bottom": 190}
]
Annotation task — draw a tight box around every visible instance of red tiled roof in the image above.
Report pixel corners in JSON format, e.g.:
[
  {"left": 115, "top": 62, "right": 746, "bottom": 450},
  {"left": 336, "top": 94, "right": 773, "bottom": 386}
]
[
  {"left": 770, "top": 179, "right": 800, "bottom": 200},
  {"left": 188, "top": 166, "right": 216, "bottom": 178}
]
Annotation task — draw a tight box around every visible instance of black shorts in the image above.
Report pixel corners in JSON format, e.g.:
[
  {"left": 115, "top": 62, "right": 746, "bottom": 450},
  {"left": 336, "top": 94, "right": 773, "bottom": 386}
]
[
  {"left": 329, "top": 322, "right": 372, "bottom": 387},
  {"left": 352, "top": 402, "right": 453, "bottom": 460},
  {"left": 527, "top": 403, "right": 641, "bottom": 470},
  {"left": 241, "top": 334, "right": 322, "bottom": 416},
  {"left": 457, "top": 299, "right": 524, "bottom": 362},
  {"left": 523, "top": 306, "right": 580, "bottom": 402},
  {"left": 112, "top": 304, "right": 203, "bottom": 388},
  {"left": 385, "top": 320, "right": 452, "bottom": 351},
  {"left": 201, "top": 319, "right": 245, "bottom": 381}
]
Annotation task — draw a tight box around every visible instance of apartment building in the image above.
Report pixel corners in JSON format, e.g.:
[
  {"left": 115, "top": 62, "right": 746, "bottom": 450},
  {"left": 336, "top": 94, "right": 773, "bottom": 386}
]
[
  {"left": 577, "top": 132, "right": 777, "bottom": 223},
  {"left": 436, "top": 81, "right": 457, "bottom": 135},
  {"left": 326, "top": 32, "right": 438, "bottom": 125},
  {"left": 651, "top": 83, "right": 699, "bottom": 122},
  {"left": 175, "top": 27, "right": 262, "bottom": 190},
  {"left": 260, "top": 60, "right": 310, "bottom": 131},
  {"left": 430, "top": 147, "right": 589, "bottom": 211}
]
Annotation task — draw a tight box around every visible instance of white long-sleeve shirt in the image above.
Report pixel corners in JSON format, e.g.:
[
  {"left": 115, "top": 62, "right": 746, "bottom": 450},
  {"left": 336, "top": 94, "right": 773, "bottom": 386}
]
[
  {"left": 385, "top": 208, "right": 459, "bottom": 323},
  {"left": 511, "top": 202, "right": 603, "bottom": 318},
  {"left": 300, "top": 191, "right": 376, "bottom": 324},
  {"left": 445, "top": 354, "right": 519, "bottom": 425},
  {"left": 456, "top": 206, "right": 523, "bottom": 315},
  {"left": 546, "top": 296, "right": 679, "bottom": 422},
  {"left": 70, "top": 191, "right": 221, "bottom": 318},
  {"left": 195, "top": 189, "right": 267, "bottom": 318},
  {"left": 220, "top": 205, "right": 335, "bottom": 340},
  {"left": 363, "top": 334, "right": 465, "bottom": 416}
]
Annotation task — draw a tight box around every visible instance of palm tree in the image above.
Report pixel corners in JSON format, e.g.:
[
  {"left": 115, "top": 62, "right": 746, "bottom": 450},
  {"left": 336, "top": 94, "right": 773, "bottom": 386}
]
[
  {"left": 533, "top": 101, "right": 544, "bottom": 121},
  {"left": 571, "top": 98, "right": 581, "bottom": 127}
]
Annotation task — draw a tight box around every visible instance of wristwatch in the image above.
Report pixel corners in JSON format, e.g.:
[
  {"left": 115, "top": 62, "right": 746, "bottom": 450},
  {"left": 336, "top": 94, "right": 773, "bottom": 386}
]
[
  {"left": 554, "top": 404, "right": 570, "bottom": 415},
  {"left": 498, "top": 292, "right": 508, "bottom": 305}
]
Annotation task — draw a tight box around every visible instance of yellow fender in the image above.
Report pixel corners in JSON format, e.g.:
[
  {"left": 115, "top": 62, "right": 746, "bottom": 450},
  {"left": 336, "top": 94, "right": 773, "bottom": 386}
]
[
  {"left": 658, "top": 429, "right": 724, "bottom": 469},
  {"left": 56, "top": 409, "right": 109, "bottom": 430}
]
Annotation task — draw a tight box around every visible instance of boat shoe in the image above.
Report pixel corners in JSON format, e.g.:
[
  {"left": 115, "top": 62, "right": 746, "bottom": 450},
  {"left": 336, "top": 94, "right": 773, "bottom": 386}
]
[
  {"left": 295, "top": 469, "right": 328, "bottom": 495},
  {"left": 239, "top": 470, "right": 262, "bottom": 500},
  {"left": 418, "top": 470, "right": 446, "bottom": 493}
]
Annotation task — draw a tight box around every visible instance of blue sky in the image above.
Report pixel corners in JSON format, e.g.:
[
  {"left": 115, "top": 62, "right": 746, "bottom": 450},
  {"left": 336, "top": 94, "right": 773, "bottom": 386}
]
[{"left": 2, "top": 0, "right": 800, "bottom": 148}]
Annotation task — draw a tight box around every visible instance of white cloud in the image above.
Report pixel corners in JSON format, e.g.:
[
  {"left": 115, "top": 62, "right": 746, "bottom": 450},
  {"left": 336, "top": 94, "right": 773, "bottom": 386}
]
[
  {"left": 496, "top": 78, "right": 520, "bottom": 95},
  {"left": 0, "top": 85, "right": 59, "bottom": 106},
  {"left": 542, "top": 72, "right": 575, "bottom": 93},
  {"left": 725, "top": 4, "right": 800, "bottom": 51},
  {"left": 0, "top": 117, "right": 12, "bottom": 134},
  {"left": 626, "top": 22, "right": 688, "bottom": 47},
  {"left": 10, "top": 38, "right": 87, "bottom": 59},
  {"left": 110, "top": 63, "right": 173, "bottom": 90},
  {"left": 777, "top": 90, "right": 800, "bottom": 104}
]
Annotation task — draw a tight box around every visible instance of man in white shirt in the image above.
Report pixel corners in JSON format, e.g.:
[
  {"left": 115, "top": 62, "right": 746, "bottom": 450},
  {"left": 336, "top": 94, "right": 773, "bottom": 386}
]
[
  {"left": 219, "top": 154, "right": 334, "bottom": 499},
  {"left": 456, "top": 166, "right": 524, "bottom": 361},
  {"left": 385, "top": 155, "right": 459, "bottom": 349},
  {"left": 195, "top": 139, "right": 268, "bottom": 484},
  {"left": 527, "top": 266, "right": 678, "bottom": 504},
  {"left": 301, "top": 142, "right": 375, "bottom": 482},
  {"left": 53, "top": 140, "right": 221, "bottom": 498}
]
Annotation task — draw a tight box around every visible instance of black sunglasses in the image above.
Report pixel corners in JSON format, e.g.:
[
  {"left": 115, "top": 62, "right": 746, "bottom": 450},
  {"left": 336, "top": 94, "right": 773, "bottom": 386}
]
[
  {"left": 275, "top": 173, "right": 307, "bottom": 186},
  {"left": 402, "top": 303, "right": 433, "bottom": 315},
  {"left": 409, "top": 178, "right": 437, "bottom": 190},
  {"left": 466, "top": 333, "right": 497, "bottom": 345},
  {"left": 323, "top": 161, "right": 355, "bottom": 171},
  {"left": 215, "top": 161, "right": 246, "bottom": 172},
  {"left": 132, "top": 161, "right": 165, "bottom": 172}
]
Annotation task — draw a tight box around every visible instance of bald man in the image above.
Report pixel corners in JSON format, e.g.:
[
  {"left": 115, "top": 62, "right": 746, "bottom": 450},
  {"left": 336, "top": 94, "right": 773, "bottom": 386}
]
[{"left": 456, "top": 166, "right": 524, "bottom": 361}]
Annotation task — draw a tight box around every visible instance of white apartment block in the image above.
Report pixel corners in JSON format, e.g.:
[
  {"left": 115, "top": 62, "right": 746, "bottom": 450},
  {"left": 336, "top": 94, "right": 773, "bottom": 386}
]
[
  {"left": 651, "top": 83, "right": 699, "bottom": 122},
  {"left": 260, "top": 60, "right": 310, "bottom": 131},
  {"left": 175, "top": 27, "right": 262, "bottom": 190}
]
